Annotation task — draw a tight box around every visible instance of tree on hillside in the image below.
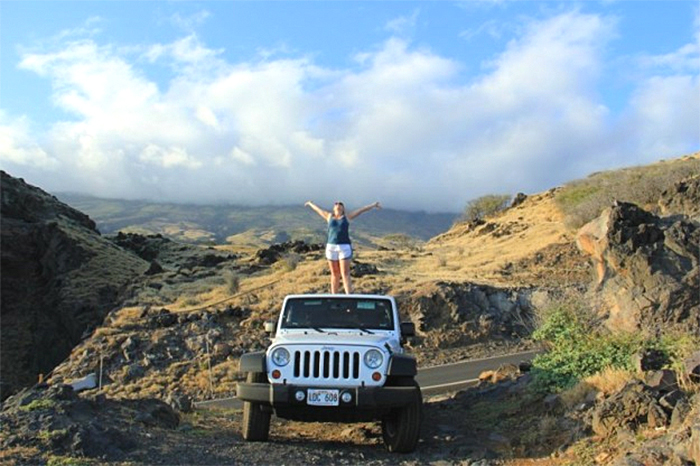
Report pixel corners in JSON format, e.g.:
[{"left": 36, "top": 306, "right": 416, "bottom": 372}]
[{"left": 460, "top": 194, "right": 511, "bottom": 223}]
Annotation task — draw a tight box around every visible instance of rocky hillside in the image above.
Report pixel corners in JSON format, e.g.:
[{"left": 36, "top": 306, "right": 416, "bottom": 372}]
[
  {"left": 0, "top": 172, "right": 149, "bottom": 400},
  {"left": 1, "top": 154, "right": 699, "bottom": 466}
]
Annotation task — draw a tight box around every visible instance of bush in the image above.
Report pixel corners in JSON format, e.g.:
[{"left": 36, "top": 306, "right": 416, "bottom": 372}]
[
  {"left": 460, "top": 194, "right": 511, "bottom": 223},
  {"left": 19, "top": 399, "right": 57, "bottom": 412},
  {"left": 530, "top": 300, "right": 642, "bottom": 392},
  {"left": 530, "top": 298, "right": 699, "bottom": 393}
]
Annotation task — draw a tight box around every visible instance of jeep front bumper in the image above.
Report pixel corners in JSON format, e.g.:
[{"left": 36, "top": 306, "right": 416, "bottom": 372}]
[{"left": 237, "top": 382, "right": 419, "bottom": 409}]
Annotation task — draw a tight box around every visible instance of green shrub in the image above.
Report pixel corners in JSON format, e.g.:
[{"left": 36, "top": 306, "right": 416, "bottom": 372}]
[
  {"left": 530, "top": 299, "right": 698, "bottom": 393},
  {"left": 530, "top": 300, "right": 642, "bottom": 392},
  {"left": 19, "top": 399, "right": 57, "bottom": 412},
  {"left": 38, "top": 429, "right": 68, "bottom": 442},
  {"left": 460, "top": 194, "right": 511, "bottom": 223}
]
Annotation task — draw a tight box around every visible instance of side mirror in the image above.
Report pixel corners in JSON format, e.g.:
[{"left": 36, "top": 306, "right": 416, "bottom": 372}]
[
  {"left": 264, "top": 321, "right": 276, "bottom": 333},
  {"left": 400, "top": 322, "right": 415, "bottom": 337}
]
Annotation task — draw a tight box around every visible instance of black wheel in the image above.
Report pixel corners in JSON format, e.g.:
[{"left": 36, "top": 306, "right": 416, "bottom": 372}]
[
  {"left": 241, "top": 372, "right": 271, "bottom": 441},
  {"left": 381, "top": 378, "right": 422, "bottom": 453}
]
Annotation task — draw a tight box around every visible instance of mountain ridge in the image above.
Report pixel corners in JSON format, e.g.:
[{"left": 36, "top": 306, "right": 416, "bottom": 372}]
[{"left": 56, "top": 193, "right": 458, "bottom": 246}]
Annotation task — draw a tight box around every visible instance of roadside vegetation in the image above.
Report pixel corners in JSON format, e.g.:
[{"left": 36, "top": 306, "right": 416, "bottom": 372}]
[
  {"left": 554, "top": 155, "right": 700, "bottom": 229},
  {"left": 530, "top": 298, "right": 699, "bottom": 394}
]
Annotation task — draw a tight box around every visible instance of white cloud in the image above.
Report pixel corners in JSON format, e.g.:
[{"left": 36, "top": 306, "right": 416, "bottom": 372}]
[
  {"left": 140, "top": 144, "right": 202, "bottom": 169},
  {"left": 3, "top": 10, "right": 698, "bottom": 212},
  {"left": 385, "top": 9, "right": 420, "bottom": 36},
  {"left": 623, "top": 75, "right": 700, "bottom": 157},
  {"left": 0, "top": 114, "right": 58, "bottom": 169},
  {"left": 170, "top": 10, "right": 211, "bottom": 33}
]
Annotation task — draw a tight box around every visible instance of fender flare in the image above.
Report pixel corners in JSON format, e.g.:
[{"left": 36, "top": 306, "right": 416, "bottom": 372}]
[
  {"left": 387, "top": 354, "right": 417, "bottom": 377},
  {"left": 240, "top": 351, "right": 267, "bottom": 374}
]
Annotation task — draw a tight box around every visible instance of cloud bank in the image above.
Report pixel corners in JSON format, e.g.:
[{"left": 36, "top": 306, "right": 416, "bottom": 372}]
[{"left": 1, "top": 10, "right": 698, "bottom": 212}]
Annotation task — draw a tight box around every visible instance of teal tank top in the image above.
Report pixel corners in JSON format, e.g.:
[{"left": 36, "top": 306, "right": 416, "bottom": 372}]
[{"left": 327, "top": 216, "right": 351, "bottom": 245}]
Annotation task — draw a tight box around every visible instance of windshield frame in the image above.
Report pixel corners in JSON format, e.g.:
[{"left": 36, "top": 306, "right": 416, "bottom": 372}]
[{"left": 280, "top": 297, "right": 395, "bottom": 331}]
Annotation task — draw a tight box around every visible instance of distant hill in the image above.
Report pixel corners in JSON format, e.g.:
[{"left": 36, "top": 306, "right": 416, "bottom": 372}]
[{"left": 56, "top": 194, "right": 458, "bottom": 246}]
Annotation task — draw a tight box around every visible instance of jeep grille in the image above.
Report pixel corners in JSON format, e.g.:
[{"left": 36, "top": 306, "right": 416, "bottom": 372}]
[{"left": 293, "top": 349, "right": 360, "bottom": 380}]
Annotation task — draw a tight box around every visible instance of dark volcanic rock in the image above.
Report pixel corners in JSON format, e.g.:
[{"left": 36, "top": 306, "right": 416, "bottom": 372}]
[
  {"left": 659, "top": 175, "right": 700, "bottom": 220},
  {"left": 352, "top": 260, "right": 380, "bottom": 277},
  {"left": 401, "top": 281, "right": 537, "bottom": 349},
  {"left": 592, "top": 381, "right": 659, "bottom": 437},
  {"left": 111, "top": 231, "right": 236, "bottom": 269},
  {"left": 0, "top": 383, "right": 178, "bottom": 462},
  {"left": 576, "top": 201, "right": 699, "bottom": 334},
  {"left": 255, "top": 240, "right": 323, "bottom": 265},
  {"left": 1, "top": 171, "right": 148, "bottom": 400}
]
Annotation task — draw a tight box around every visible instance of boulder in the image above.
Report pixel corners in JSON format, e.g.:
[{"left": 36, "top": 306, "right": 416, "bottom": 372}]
[
  {"left": 658, "top": 176, "right": 700, "bottom": 220},
  {"left": 592, "top": 381, "right": 658, "bottom": 437},
  {"left": 690, "top": 423, "right": 700, "bottom": 465},
  {"left": 632, "top": 348, "right": 669, "bottom": 372},
  {"left": 684, "top": 351, "right": 700, "bottom": 382},
  {"left": 576, "top": 201, "right": 699, "bottom": 334},
  {"left": 645, "top": 370, "right": 678, "bottom": 394},
  {"left": 402, "top": 281, "right": 535, "bottom": 347}
]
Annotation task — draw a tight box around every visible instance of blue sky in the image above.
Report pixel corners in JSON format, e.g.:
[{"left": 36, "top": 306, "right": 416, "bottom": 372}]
[{"left": 1, "top": 1, "right": 698, "bottom": 212}]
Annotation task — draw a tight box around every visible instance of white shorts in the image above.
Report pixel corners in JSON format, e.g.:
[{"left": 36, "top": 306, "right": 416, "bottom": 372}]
[{"left": 325, "top": 244, "right": 353, "bottom": 261}]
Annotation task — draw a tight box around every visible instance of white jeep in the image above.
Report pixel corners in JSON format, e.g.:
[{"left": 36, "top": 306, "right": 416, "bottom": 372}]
[{"left": 236, "top": 294, "right": 422, "bottom": 452}]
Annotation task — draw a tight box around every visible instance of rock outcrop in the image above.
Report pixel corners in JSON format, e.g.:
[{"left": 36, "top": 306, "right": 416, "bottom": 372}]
[
  {"left": 0, "top": 171, "right": 148, "bottom": 400},
  {"left": 401, "top": 281, "right": 543, "bottom": 349},
  {"left": 576, "top": 201, "right": 699, "bottom": 334},
  {"left": 659, "top": 176, "right": 700, "bottom": 220},
  {"left": 590, "top": 377, "right": 700, "bottom": 466},
  {"left": 0, "top": 383, "right": 179, "bottom": 463}
]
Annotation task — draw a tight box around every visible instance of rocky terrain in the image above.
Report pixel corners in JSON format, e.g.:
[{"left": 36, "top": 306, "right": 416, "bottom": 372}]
[
  {"left": 0, "top": 171, "right": 149, "bottom": 400},
  {"left": 1, "top": 154, "right": 699, "bottom": 465}
]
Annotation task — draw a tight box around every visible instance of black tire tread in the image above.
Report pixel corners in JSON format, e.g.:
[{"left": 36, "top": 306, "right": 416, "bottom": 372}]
[
  {"left": 381, "top": 379, "right": 422, "bottom": 453},
  {"left": 241, "top": 372, "right": 271, "bottom": 441}
]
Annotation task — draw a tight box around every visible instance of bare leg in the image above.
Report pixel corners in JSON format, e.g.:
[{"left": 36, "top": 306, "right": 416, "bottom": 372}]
[
  {"left": 328, "top": 260, "right": 341, "bottom": 294},
  {"left": 339, "top": 259, "right": 353, "bottom": 294}
]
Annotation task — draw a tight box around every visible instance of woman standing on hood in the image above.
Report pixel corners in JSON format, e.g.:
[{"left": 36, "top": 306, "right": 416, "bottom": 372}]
[{"left": 305, "top": 200, "right": 381, "bottom": 294}]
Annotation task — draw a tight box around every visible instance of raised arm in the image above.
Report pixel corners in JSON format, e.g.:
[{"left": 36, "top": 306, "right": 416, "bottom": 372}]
[
  {"left": 347, "top": 201, "right": 381, "bottom": 220},
  {"left": 305, "top": 201, "right": 331, "bottom": 220}
]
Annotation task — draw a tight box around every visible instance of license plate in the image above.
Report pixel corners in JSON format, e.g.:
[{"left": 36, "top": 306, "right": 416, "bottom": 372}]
[{"left": 307, "top": 389, "right": 339, "bottom": 406}]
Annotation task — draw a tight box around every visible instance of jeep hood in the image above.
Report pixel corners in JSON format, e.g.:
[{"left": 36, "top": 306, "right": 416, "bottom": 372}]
[{"left": 272, "top": 330, "right": 397, "bottom": 349}]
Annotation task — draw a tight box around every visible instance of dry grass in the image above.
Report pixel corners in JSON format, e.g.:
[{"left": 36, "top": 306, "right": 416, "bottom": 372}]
[
  {"left": 556, "top": 153, "right": 700, "bottom": 228},
  {"left": 110, "top": 306, "right": 147, "bottom": 327},
  {"left": 560, "top": 367, "right": 638, "bottom": 408},
  {"left": 408, "top": 192, "right": 570, "bottom": 285}
]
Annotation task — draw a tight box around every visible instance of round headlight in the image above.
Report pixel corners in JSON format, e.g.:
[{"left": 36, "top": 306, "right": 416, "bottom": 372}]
[
  {"left": 363, "top": 349, "right": 384, "bottom": 369},
  {"left": 271, "top": 347, "right": 290, "bottom": 367}
]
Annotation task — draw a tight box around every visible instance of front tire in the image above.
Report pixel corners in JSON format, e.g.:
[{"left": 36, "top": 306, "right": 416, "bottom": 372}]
[
  {"left": 381, "top": 378, "right": 422, "bottom": 453},
  {"left": 241, "top": 372, "right": 271, "bottom": 441}
]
